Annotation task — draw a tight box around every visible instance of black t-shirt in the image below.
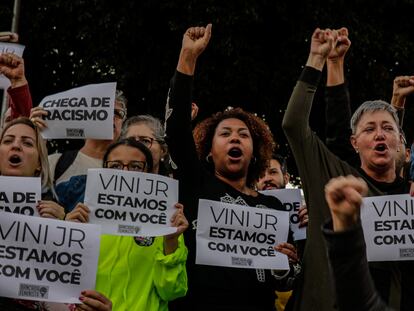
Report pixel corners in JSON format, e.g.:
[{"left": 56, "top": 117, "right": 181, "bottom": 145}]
[
  {"left": 166, "top": 71, "right": 289, "bottom": 311},
  {"left": 358, "top": 168, "right": 409, "bottom": 195}
]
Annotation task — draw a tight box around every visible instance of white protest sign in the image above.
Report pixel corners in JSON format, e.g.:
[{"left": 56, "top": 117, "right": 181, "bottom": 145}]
[
  {"left": 361, "top": 194, "right": 414, "bottom": 262},
  {"left": 85, "top": 168, "right": 178, "bottom": 237},
  {"left": 39, "top": 82, "right": 116, "bottom": 140},
  {"left": 0, "top": 176, "right": 41, "bottom": 217},
  {"left": 196, "top": 199, "right": 290, "bottom": 270},
  {"left": 260, "top": 189, "right": 306, "bottom": 241},
  {"left": 0, "top": 42, "right": 25, "bottom": 89},
  {"left": 0, "top": 213, "right": 100, "bottom": 303}
]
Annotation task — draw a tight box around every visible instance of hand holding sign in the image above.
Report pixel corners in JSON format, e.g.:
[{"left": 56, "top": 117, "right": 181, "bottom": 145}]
[
  {"left": 164, "top": 203, "right": 189, "bottom": 255},
  {"left": 77, "top": 289, "right": 112, "bottom": 311},
  {"left": 275, "top": 242, "right": 298, "bottom": 263},
  {"left": 38, "top": 83, "right": 116, "bottom": 140},
  {"left": 29, "top": 106, "right": 49, "bottom": 131},
  {"left": 324, "top": 175, "right": 368, "bottom": 232},
  {"left": 65, "top": 203, "right": 90, "bottom": 223},
  {"left": 298, "top": 204, "right": 308, "bottom": 228},
  {"left": 37, "top": 200, "right": 65, "bottom": 220}
]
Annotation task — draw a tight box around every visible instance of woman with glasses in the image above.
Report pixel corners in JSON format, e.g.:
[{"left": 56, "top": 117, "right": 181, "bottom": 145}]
[
  {"left": 66, "top": 138, "right": 188, "bottom": 311},
  {"left": 120, "top": 115, "right": 173, "bottom": 176}
]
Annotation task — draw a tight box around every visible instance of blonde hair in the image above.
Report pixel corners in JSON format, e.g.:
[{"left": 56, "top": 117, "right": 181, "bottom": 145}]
[{"left": 0, "top": 117, "right": 53, "bottom": 191}]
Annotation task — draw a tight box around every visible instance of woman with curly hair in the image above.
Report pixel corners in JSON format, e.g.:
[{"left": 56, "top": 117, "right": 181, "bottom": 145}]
[
  {"left": 193, "top": 107, "right": 275, "bottom": 189},
  {"left": 165, "top": 24, "right": 299, "bottom": 311}
]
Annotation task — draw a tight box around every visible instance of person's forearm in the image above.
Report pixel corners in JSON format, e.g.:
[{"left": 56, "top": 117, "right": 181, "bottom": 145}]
[
  {"left": 327, "top": 59, "right": 345, "bottom": 86},
  {"left": 10, "top": 76, "right": 28, "bottom": 89},
  {"left": 282, "top": 66, "right": 321, "bottom": 137},
  {"left": 306, "top": 53, "right": 326, "bottom": 71},
  {"left": 177, "top": 49, "right": 197, "bottom": 76},
  {"left": 7, "top": 83, "right": 33, "bottom": 118}
]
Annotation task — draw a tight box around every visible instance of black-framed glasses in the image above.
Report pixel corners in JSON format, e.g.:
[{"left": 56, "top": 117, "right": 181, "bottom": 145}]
[
  {"left": 114, "top": 109, "right": 127, "bottom": 120},
  {"left": 104, "top": 160, "right": 146, "bottom": 172},
  {"left": 131, "top": 136, "right": 160, "bottom": 149}
]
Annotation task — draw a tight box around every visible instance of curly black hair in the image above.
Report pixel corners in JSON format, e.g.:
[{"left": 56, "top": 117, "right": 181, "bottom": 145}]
[{"left": 193, "top": 107, "right": 276, "bottom": 187}]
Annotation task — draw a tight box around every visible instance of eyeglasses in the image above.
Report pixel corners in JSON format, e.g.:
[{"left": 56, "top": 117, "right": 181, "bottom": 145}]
[
  {"left": 131, "top": 136, "right": 162, "bottom": 149},
  {"left": 114, "top": 109, "right": 127, "bottom": 120},
  {"left": 104, "top": 160, "right": 146, "bottom": 172}
]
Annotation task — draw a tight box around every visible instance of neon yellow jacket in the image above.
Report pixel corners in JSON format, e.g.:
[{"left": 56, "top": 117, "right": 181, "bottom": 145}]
[{"left": 96, "top": 234, "right": 188, "bottom": 311}]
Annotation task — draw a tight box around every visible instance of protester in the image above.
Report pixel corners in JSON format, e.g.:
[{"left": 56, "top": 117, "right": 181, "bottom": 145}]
[
  {"left": 323, "top": 175, "right": 392, "bottom": 311},
  {"left": 29, "top": 90, "right": 127, "bottom": 212},
  {"left": 257, "top": 154, "right": 290, "bottom": 190},
  {"left": 0, "top": 117, "right": 111, "bottom": 310},
  {"left": 390, "top": 75, "right": 414, "bottom": 183},
  {"left": 324, "top": 29, "right": 411, "bottom": 180},
  {"left": 0, "top": 117, "right": 63, "bottom": 216},
  {"left": 323, "top": 27, "right": 358, "bottom": 166},
  {"left": 256, "top": 153, "right": 308, "bottom": 311},
  {"left": 165, "top": 24, "right": 299, "bottom": 310},
  {"left": 282, "top": 27, "right": 410, "bottom": 310},
  {"left": 120, "top": 114, "right": 172, "bottom": 176},
  {"left": 66, "top": 137, "right": 188, "bottom": 311}
]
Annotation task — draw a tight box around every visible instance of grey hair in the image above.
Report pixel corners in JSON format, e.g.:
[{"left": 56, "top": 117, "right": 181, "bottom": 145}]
[
  {"left": 121, "top": 114, "right": 166, "bottom": 143},
  {"left": 350, "top": 100, "right": 400, "bottom": 134},
  {"left": 116, "top": 90, "right": 128, "bottom": 113},
  {"left": 121, "top": 114, "right": 175, "bottom": 176}
]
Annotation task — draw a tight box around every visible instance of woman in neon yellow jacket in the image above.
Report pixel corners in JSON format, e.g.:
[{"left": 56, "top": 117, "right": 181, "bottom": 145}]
[{"left": 66, "top": 138, "right": 188, "bottom": 311}]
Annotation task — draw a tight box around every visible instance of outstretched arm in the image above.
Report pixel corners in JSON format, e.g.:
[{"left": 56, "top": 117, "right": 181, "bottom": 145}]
[
  {"left": 283, "top": 28, "right": 337, "bottom": 138},
  {"left": 177, "top": 24, "right": 212, "bottom": 75},
  {"left": 324, "top": 28, "right": 359, "bottom": 166},
  {"left": 165, "top": 25, "right": 212, "bottom": 219},
  {"left": 390, "top": 75, "right": 414, "bottom": 127}
]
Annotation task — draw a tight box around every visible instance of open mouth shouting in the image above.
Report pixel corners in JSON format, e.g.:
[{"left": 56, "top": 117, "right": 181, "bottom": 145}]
[
  {"left": 373, "top": 143, "right": 388, "bottom": 154},
  {"left": 228, "top": 147, "right": 243, "bottom": 161},
  {"left": 8, "top": 154, "right": 22, "bottom": 167}
]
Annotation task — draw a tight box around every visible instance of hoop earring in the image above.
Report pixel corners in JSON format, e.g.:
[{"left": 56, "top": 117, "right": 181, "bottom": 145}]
[{"left": 206, "top": 154, "right": 212, "bottom": 163}]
